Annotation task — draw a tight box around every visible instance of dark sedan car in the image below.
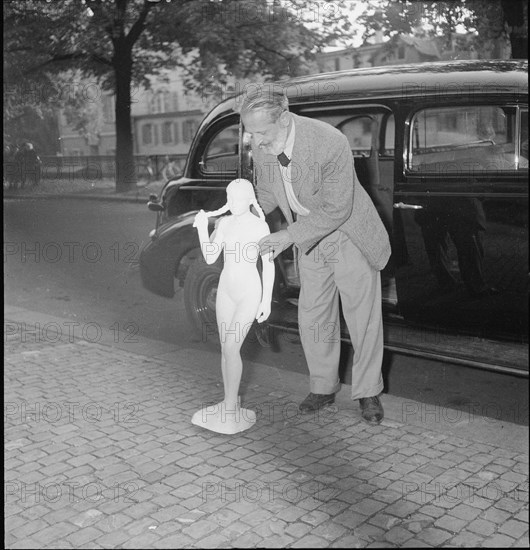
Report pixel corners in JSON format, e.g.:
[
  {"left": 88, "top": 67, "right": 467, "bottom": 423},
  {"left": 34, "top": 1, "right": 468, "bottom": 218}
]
[{"left": 140, "top": 59, "right": 528, "bottom": 377}]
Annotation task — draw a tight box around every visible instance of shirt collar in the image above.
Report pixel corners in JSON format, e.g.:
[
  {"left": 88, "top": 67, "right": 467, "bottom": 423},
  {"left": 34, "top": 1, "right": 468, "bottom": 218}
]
[{"left": 283, "top": 117, "right": 295, "bottom": 160}]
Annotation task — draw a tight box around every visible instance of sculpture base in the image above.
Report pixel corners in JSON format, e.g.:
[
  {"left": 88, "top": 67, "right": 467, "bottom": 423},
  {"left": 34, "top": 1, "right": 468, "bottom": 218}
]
[{"left": 191, "top": 401, "right": 256, "bottom": 434}]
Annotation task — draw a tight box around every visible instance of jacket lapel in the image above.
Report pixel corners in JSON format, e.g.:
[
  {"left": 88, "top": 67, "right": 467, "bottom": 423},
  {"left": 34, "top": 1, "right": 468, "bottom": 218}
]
[{"left": 290, "top": 114, "right": 313, "bottom": 201}]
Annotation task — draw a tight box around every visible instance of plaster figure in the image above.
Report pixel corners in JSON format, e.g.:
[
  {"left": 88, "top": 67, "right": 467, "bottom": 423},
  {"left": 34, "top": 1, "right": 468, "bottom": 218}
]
[{"left": 191, "top": 178, "right": 275, "bottom": 434}]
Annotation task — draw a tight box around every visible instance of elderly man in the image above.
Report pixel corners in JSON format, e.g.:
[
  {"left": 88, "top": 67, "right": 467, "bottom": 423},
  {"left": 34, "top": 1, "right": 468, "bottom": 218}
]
[{"left": 239, "top": 86, "right": 391, "bottom": 424}]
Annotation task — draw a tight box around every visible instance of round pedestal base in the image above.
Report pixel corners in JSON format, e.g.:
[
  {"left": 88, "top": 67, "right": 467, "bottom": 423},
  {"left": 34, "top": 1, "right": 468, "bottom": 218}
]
[{"left": 191, "top": 402, "right": 256, "bottom": 434}]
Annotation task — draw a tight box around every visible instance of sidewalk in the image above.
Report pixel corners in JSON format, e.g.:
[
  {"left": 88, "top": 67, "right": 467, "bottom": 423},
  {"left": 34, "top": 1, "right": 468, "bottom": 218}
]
[
  {"left": 4, "top": 305, "right": 529, "bottom": 548},
  {"left": 3, "top": 177, "right": 165, "bottom": 203}
]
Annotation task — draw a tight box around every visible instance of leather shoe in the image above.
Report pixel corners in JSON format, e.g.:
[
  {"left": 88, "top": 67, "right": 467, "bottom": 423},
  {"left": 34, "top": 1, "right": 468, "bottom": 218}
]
[
  {"left": 299, "top": 392, "right": 335, "bottom": 413},
  {"left": 359, "top": 396, "right": 384, "bottom": 425}
]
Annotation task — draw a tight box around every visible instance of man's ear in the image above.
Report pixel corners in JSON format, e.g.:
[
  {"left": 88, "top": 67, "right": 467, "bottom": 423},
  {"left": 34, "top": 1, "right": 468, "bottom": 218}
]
[{"left": 279, "top": 110, "right": 291, "bottom": 128}]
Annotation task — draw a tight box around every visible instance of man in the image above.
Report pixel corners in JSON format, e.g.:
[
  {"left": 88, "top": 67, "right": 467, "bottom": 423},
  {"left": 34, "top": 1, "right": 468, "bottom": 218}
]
[
  {"left": 239, "top": 86, "right": 391, "bottom": 425},
  {"left": 4, "top": 145, "right": 15, "bottom": 188},
  {"left": 162, "top": 155, "right": 179, "bottom": 181},
  {"left": 13, "top": 145, "right": 24, "bottom": 189},
  {"left": 21, "top": 142, "right": 41, "bottom": 187}
]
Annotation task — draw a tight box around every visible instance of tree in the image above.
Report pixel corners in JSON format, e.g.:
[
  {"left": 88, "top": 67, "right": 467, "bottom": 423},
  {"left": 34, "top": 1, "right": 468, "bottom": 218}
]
[
  {"left": 356, "top": 0, "right": 528, "bottom": 60},
  {"left": 4, "top": 0, "right": 351, "bottom": 192}
]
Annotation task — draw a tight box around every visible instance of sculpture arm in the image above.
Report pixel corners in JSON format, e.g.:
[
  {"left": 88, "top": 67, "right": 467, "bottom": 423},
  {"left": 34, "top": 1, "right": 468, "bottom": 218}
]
[{"left": 193, "top": 210, "right": 224, "bottom": 265}]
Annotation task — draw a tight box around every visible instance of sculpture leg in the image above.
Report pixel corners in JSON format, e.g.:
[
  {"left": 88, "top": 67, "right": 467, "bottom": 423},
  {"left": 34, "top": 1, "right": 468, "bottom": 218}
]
[{"left": 191, "top": 278, "right": 260, "bottom": 434}]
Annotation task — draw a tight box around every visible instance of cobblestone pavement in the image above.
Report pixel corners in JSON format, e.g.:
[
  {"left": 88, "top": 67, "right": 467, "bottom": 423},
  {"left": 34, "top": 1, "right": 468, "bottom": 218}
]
[{"left": 4, "top": 306, "right": 529, "bottom": 548}]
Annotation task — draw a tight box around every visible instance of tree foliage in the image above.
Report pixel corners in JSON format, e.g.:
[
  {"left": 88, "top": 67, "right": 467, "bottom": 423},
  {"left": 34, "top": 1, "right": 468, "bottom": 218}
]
[
  {"left": 356, "top": 0, "right": 528, "bottom": 59},
  {"left": 4, "top": 0, "right": 352, "bottom": 190}
]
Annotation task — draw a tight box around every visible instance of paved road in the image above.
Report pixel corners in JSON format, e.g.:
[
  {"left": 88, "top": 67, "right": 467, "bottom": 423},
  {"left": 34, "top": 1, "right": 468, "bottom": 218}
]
[
  {"left": 3, "top": 197, "right": 187, "bottom": 340},
  {"left": 4, "top": 197, "right": 528, "bottom": 426}
]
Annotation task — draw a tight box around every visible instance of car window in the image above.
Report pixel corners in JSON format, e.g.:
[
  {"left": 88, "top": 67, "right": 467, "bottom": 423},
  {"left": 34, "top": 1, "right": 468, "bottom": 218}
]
[
  {"left": 383, "top": 115, "right": 395, "bottom": 156},
  {"left": 310, "top": 109, "right": 394, "bottom": 158},
  {"left": 337, "top": 116, "right": 375, "bottom": 157},
  {"left": 409, "top": 105, "right": 526, "bottom": 173},
  {"left": 202, "top": 124, "right": 239, "bottom": 173},
  {"left": 519, "top": 108, "right": 528, "bottom": 168}
]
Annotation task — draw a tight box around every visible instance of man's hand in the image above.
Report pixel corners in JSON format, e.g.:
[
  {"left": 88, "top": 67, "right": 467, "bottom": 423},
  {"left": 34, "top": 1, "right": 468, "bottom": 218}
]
[{"left": 258, "top": 230, "right": 293, "bottom": 260}]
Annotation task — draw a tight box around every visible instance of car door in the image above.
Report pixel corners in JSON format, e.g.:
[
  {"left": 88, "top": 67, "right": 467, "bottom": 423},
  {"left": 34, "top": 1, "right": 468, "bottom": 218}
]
[{"left": 394, "top": 103, "right": 528, "bottom": 352}]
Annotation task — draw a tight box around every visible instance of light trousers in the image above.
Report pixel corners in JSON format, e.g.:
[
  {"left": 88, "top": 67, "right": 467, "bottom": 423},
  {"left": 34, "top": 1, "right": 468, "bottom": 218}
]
[{"left": 297, "top": 230, "right": 384, "bottom": 399}]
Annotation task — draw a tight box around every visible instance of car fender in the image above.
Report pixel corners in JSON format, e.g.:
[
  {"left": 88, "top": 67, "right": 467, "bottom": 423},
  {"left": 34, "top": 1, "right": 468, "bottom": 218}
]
[{"left": 139, "top": 211, "right": 202, "bottom": 298}]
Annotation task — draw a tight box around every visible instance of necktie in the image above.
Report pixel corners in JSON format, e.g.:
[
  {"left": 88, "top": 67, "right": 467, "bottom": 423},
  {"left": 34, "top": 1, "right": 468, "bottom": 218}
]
[{"left": 277, "top": 152, "right": 290, "bottom": 167}]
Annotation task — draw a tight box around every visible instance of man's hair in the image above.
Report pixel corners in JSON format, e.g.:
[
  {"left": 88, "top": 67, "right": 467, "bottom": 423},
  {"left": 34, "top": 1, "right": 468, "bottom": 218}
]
[{"left": 238, "top": 83, "right": 289, "bottom": 122}]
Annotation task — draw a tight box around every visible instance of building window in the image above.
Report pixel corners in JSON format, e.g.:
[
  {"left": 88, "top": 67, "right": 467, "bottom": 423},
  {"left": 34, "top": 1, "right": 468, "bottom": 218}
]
[
  {"left": 150, "top": 90, "right": 172, "bottom": 114},
  {"left": 142, "top": 124, "right": 153, "bottom": 145},
  {"left": 183, "top": 119, "right": 198, "bottom": 143},
  {"left": 149, "top": 93, "right": 157, "bottom": 114},
  {"left": 173, "top": 122, "right": 179, "bottom": 144},
  {"left": 334, "top": 58, "right": 340, "bottom": 71},
  {"left": 163, "top": 92, "right": 171, "bottom": 113},
  {"left": 102, "top": 94, "right": 115, "bottom": 123},
  {"left": 172, "top": 92, "right": 179, "bottom": 112},
  {"left": 398, "top": 46, "right": 405, "bottom": 59},
  {"left": 162, "top": 121, "right": 173, "bottom": 144},
  {"left": 150, "top": 92, "right": 162, "bottom": 114}
]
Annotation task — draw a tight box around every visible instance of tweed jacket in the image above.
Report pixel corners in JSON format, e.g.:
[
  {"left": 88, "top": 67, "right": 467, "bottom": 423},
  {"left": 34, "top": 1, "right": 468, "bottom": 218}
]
[{"left": 252, "top": 113, "right": 391, "bottom": 271}]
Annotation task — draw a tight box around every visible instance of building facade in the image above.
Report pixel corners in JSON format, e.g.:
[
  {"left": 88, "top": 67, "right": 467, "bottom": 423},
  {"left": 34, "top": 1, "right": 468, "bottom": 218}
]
[
  {"left": 57, "top": 70, "right": 208, "bottom": 158},
  {"left": 315, "top": 32, "right": 510, "bottom": 74}
]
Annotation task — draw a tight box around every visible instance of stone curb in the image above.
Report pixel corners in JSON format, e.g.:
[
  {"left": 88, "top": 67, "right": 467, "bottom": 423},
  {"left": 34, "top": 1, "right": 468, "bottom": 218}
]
[{"left": 4, "top": 192, "right": 152, "bottom": 204}]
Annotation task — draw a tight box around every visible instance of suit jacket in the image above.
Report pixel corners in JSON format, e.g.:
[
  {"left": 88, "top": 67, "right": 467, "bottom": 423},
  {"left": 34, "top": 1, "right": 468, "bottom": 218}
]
[{"left": 252, "top": 113, "right": 391, "bottom": 271}]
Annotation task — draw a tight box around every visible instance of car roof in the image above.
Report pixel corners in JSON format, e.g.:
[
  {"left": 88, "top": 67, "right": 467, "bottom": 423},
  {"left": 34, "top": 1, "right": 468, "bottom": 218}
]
[{"left": 200, "top": 59, "right": 528, "bottom": 126}]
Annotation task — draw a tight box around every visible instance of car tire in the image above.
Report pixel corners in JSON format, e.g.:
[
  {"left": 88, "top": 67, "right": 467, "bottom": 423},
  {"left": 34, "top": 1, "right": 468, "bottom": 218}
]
[{"left": 183, "top": 256, "right": 222, "bottom": 336}]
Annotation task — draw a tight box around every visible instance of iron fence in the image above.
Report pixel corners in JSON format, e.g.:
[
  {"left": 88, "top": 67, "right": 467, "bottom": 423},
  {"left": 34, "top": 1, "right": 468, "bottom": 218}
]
[{"left": 38, "top": 154, "right": 188, "bottom": 179}]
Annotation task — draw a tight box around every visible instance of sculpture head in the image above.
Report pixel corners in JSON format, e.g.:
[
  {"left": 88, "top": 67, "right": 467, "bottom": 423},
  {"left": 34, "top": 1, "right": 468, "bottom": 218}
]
[
  {"left": 206, "top": 179, "right": 265, "bottom": 220},
  {"left": 226, "top": 178, "right": 256, "bottom": 215}
]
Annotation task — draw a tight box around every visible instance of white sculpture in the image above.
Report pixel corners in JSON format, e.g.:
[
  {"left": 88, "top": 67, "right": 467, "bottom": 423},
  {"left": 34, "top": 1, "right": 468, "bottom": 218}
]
[{"left": 191, "top": 179, "right": 275, "bottom": 434}]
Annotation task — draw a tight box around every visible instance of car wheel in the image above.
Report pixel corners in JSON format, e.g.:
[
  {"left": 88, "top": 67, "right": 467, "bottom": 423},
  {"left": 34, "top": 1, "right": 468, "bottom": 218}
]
[{"left": 183, "top": 256, "right": 222, "bottom": 336}]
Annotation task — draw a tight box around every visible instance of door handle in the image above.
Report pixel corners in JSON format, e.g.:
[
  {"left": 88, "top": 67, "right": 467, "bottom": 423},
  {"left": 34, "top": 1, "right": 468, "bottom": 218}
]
[{"left": 393, "top": 202, "right": 423, "bottom": 210}]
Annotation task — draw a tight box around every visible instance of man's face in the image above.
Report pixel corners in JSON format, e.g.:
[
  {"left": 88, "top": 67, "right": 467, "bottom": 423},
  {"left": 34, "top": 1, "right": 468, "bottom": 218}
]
[{"left": 241, "top": 110, "right": 290, "bottom": 156}]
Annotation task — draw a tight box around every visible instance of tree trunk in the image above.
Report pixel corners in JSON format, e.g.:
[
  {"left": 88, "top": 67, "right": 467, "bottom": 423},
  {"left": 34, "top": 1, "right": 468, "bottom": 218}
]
[
  {"left": 114, "top": 45, "right": 136, "bottom": 192},
  {"left": 509, "top": 33, "right": 528, "bottom": 59},
  {"left": 501, "top": 0, "right": 529, "bottom": 59}
]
